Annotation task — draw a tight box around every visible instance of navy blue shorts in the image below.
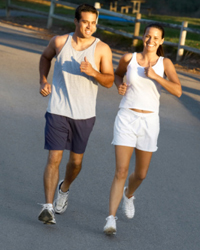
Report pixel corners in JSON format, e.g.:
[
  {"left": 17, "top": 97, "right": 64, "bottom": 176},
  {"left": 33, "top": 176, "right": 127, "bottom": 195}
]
[{"left": 44, "top": 112, "right": 96, "bottom": 154}]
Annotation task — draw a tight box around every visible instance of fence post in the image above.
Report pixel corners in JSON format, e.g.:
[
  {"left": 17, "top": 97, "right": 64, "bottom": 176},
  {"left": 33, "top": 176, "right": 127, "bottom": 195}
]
[
  {"left": 133, "top": 13, "right": 141, "bottom": 46},
  {"left": 47, "top": 0, "right": 56, "bottom": 29},
  {"left": 94, "top": 2, "right": 101, "bottom": 24},
  {"left": 176, "top": 21, "right": 188, "bottom": 62},
  {"left": 6, "top": 0, "right": 11, "bottom": 18}
]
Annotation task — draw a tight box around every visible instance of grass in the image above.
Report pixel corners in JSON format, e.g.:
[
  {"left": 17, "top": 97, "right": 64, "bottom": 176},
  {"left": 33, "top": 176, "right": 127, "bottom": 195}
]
[
  {"left": 0, "top": 0, "right": 75, "bottom": 16},
  {"left": 98, "top": 15, "right": 200, "bottom": 49},
  {"left": 1, "top": 0, "right": 200, "bottom": 49}
]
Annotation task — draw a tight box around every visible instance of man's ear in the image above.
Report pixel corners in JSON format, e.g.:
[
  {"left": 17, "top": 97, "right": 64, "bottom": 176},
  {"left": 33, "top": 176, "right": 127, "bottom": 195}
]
[{"left": 74, "top": 18, "right": 78, "bottom": 25}]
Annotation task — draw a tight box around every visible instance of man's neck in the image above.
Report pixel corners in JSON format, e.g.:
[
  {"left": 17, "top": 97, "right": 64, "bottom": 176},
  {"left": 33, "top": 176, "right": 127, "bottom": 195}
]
[{"left": 71, "top": 33, "right": 95, "bottom": 51}]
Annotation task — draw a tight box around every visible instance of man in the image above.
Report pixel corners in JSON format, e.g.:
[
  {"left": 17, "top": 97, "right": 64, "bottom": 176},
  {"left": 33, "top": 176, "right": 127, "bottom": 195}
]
[{"left": 38, "top": 4, "right": 114, "bottom": 224}]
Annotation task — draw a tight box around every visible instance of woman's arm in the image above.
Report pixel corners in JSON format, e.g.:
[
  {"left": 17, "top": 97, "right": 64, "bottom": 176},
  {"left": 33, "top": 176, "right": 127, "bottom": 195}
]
[
  {"left": 145, "top": 58, "right": 182, "bottom": 97},
  {"left": 115, "top": 53, "right": 132, "bottom": 95}
]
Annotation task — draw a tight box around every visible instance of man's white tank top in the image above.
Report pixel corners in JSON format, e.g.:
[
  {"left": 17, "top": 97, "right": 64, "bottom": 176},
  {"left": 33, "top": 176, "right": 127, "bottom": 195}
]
[
  {"left": 119, "top": 52, "right": 165, "bottom": 113},
  {"left": 47, "top": 33, "right": 100, "bottom": 119}
]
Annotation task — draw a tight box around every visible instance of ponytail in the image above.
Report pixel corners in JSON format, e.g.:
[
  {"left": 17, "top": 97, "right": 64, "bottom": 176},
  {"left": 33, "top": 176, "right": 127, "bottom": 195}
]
[{"left": 157, "top": 45, "right": 164, "bottom": 57}]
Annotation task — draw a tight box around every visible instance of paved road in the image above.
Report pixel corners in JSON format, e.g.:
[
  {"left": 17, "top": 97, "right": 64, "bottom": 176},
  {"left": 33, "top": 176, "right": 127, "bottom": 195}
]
[{"left": 0, "top": 21, "right": 200, "bottom": 250}]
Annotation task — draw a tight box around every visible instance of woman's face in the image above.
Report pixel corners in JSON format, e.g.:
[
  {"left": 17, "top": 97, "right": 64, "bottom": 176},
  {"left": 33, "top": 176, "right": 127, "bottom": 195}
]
[{"left": 143, "top": 27, "right": 164, "bottom": 52}]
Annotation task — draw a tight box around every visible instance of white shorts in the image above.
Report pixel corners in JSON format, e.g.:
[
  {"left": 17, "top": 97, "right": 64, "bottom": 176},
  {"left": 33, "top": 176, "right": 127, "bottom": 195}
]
[{"left": 112, "top": 108, "right": 160, "bottom": 152}]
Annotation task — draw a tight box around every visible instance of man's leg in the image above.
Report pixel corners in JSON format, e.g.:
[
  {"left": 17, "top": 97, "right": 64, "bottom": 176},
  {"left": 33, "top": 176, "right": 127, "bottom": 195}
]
[
  {"left": 43, "top": 150, "right": 63, "bottom": 203},
  {"left": 60, "top": 151, "right": 84, "bottom": 192},
  {"left": 53, "top": 151, "right": 84, "bottom": 214},
  {"left": 38, "top": 150, "right": 63, "bottom": 224}
]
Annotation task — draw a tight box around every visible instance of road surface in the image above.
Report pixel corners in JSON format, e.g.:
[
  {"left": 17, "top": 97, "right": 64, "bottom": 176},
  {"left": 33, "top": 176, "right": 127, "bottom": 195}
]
[{"left": 0, "top": 21, "right": 200, "bottom": 250}]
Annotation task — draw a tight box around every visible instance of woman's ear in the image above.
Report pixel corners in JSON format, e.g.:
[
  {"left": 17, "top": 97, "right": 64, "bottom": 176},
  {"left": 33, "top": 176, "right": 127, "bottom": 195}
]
[{"left": 160, "top": 38, "right": 164, "bottom": 45}]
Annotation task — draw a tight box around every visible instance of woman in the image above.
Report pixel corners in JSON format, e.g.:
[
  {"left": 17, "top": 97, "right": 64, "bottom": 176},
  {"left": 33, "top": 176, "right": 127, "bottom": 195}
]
[{"left": 104, "top": 23, "right": 182, "bottom": 235}]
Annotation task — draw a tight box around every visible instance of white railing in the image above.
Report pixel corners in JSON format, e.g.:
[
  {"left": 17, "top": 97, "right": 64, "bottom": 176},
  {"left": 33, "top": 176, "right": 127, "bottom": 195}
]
[{"left": 5, "top": 0, "right": 200, "bottom": 61}]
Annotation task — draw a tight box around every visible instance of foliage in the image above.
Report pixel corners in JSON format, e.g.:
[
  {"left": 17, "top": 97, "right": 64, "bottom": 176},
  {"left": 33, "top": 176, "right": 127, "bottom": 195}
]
[{"left": 143, "top": 0, "right": 200, "bottom": 17}]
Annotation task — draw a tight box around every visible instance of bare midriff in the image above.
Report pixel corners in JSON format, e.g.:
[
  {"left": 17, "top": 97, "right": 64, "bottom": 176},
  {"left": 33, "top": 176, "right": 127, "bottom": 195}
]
[{"left": 130, "top": 108, "right": 153, "bottom": 113}]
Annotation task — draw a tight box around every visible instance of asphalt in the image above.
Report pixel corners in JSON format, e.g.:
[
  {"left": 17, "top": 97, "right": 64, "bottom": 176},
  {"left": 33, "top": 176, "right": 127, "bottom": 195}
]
[{"left": 0, "top": 18, "right": 200, "bottom": 250}]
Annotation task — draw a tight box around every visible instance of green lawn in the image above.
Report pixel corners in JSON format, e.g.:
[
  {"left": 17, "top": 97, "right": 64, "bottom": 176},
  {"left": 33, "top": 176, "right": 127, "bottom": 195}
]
[
  {"left": 98, "top": 14, "right": 200, "bottom": 49},
  {"left": 1, "top": 0, "right": 200, "bottom": 49}
]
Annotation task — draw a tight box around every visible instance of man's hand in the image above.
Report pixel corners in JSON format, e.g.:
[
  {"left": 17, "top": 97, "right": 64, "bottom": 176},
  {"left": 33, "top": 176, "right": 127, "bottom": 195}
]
[
  {"left": 80, "top": 57, "right": 95, "bottom": 76},
  {"left": 40, "top": 82, "right": 51, "bottom": 97},
  {"left": 118, "top": 82, "right": 128, "bottom": 95}
]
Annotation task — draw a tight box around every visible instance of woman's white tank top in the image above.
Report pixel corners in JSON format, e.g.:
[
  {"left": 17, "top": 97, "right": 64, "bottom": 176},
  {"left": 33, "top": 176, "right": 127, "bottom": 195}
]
[{"left": 119, "top": 52, "right": 165, "bottom": 113}]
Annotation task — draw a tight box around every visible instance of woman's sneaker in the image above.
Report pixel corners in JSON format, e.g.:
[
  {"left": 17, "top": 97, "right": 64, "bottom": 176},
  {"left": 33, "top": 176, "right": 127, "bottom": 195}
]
[
  {"left": 38, "top": 203, "right": 56, "bottom": 224},
  {"left": 103, "top": 215, "right": 117, "bottom": 235},
  {"left": 53, "top": 180, "right": 69, "bottom": 214},
  {"left": 122, "top": 187, "right": 135, "bottom": 219}
]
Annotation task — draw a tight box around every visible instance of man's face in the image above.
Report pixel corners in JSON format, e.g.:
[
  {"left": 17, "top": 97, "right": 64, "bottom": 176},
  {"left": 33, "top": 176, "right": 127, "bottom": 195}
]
[{"left": 75, "top": 12, "right": 97, "bottom": 38}]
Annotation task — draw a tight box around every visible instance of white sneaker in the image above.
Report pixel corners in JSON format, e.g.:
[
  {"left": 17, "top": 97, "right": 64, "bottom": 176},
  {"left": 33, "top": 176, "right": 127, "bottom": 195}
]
[
  {"left": 53, "top": 180, "right": 69, "bottom": 214},
  {"left": 38, "top": 203, "right": 56, "bottom": 224},
  {"left": 122, "top": 187, "right": 135, "bottom": 219},
  {"left": 103, "top": 215, "right": 117, "bottom": 235}
]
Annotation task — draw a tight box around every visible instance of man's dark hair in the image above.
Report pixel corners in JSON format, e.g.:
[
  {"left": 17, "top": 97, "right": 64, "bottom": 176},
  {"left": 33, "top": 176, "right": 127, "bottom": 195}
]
[{"left": 75, "top": 4, "right": 98, "bottom": 22}]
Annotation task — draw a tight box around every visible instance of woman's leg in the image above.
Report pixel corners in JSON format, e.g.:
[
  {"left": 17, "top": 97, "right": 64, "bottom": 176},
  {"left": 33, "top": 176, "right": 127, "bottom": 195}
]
[
  {"left": 109, "top": 145, "right": 134, "bottom": 216},
  {"left": 126, "top": 148, "right": 153, "bottom": 198}
]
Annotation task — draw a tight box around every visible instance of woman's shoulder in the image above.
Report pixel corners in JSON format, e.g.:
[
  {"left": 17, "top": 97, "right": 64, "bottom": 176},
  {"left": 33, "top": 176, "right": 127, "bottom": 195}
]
[
  {"left": 121, "top": 53, "right": 134, "bottom": 63},
  {"left": 163, "top": 57, "right": 172, "bottom": 62},
  {"left": 163, "top": 57, "right": 173, "bottom": 66},
  {"left": 162, "top": 57, "right": 176, "bottom": 73}
]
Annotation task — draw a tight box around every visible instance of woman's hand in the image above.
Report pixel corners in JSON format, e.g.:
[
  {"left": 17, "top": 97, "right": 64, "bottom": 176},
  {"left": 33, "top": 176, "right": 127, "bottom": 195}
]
[
  {"left": 144, "top": 62, "right": 157, "bottom": 80},
  {"left": 118, "top": 82, "right": 128, "bottom": 95}
]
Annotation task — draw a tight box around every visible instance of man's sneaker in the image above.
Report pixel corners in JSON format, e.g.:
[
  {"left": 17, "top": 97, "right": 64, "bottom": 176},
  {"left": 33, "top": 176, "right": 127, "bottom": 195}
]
[
  {"left": 38, "top": 203, "right": 56, "bottom": 224},
  {"left": 53, "top": 180, "right": 69, "bottom": 214},
  {"left": 122, "top": 187, "right": 135, "bottom": 219},
  {"left": 103, "top": 215, "right": 117, "bottom": 235}
]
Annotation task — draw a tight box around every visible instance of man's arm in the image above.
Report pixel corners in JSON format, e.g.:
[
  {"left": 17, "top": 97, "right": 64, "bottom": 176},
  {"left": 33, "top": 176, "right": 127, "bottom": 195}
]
[
  {"left": 80, "top": 42, "right": 114, "bottom": 88},
  {"left": 39, "top": 36, "right": 57, "bottom": 97}
]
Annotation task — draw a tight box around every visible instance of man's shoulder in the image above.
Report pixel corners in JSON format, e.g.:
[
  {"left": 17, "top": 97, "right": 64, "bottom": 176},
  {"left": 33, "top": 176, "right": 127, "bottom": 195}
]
[
  {"left": 95, "top": 39, "right": 111, "bottom": 52},
  {"left": 46, "top": 33, "right": 70, "bottom": 56},
  {"left": 54, "top": 34, "right": 70, "bottom": 43}
]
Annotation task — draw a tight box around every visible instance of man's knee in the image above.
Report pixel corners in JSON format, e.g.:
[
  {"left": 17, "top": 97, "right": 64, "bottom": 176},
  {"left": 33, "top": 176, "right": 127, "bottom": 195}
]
[
  {"left": 47, "top": 150, "right": 63, "bottom": 167},
  {"left": 69, "top": 158, "right": 82, "bottom": 168},
  {"left": 68, "top": 152, "right": 84, "bottom": 168}
]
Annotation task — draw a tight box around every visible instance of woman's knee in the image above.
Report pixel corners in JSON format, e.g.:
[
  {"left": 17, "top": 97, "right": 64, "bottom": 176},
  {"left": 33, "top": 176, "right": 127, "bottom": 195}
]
[
  {"left": 135, "top": 171, "right": 147, "bottom": 181},
  {"left": 115, "top": 167, "right": 129, "bottom": 180}
]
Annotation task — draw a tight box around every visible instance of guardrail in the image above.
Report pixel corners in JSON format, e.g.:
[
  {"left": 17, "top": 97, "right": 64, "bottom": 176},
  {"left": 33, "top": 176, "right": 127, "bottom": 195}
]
[{"left": 5, "top": 0, "right": 200, "bottom": 61}]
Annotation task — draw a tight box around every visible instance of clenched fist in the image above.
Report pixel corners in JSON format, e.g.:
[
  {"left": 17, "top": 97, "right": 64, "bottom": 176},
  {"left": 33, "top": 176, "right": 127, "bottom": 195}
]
[{"left": 118, "top": 82, "right": 128, "bottom": 95}]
